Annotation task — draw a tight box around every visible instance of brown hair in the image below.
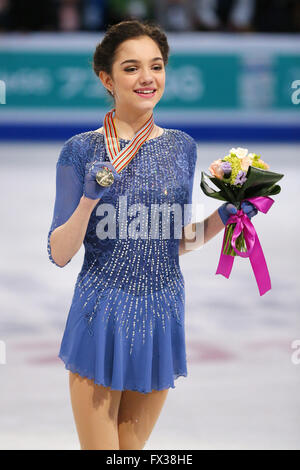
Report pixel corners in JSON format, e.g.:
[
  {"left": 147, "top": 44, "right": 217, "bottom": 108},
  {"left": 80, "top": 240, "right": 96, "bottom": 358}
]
[{"left": 92, "top": 19, "right": 170, "bottom": 99}]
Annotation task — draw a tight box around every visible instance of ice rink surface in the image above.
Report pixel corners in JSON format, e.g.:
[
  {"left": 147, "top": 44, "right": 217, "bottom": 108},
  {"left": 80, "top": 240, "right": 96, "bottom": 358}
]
[{"left": 0, "top": 139, "right": 299, "bottom": 450}]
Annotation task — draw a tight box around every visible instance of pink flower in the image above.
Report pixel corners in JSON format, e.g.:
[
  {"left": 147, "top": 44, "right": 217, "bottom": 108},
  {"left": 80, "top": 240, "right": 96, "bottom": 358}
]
[
  {"left": 241, "top": 155, "right": 252, "bottom": 172},
  {"left": 260, "top": 159, "right": 270, "bottom": 169},
  {"left": 209, "top": 159, "right": 224, "bottom": 179}
]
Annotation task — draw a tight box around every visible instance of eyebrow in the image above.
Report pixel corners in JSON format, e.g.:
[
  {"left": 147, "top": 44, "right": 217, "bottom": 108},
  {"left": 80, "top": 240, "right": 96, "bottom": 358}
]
[{"left": 120, "top": 57, "right": 163, "bottom": 65}]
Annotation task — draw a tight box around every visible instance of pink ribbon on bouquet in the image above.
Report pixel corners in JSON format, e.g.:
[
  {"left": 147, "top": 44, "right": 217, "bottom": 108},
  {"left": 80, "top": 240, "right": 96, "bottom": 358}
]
[{"left": 216, "top": 196, "right": 274, "bottom": 296}]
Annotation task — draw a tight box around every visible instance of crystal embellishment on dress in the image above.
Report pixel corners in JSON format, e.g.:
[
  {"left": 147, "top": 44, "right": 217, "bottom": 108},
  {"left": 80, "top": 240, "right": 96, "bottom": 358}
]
[{"left": 47, "top": 127, "right": 198, "bottom": 392}]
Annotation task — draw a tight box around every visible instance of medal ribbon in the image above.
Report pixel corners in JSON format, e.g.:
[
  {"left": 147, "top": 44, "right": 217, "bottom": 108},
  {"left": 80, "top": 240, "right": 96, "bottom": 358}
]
[{"left": 103, "top": 108, "right": 154, "bottom": 173}]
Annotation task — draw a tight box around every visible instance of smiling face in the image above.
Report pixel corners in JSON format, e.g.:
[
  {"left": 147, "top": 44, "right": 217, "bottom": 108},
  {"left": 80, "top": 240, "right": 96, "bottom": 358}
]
[{"left": 99, "top": 35, "right": 166, "bottom": 114}]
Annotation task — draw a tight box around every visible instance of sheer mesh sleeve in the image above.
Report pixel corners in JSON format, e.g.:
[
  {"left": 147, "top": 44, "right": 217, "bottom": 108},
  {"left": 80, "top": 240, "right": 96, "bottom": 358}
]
[
  {"left": 47, "top": 137, "right": 84, "bottom": 268},
  {"left": 183, "top": 139, "right": 198, "bottom": 227}
]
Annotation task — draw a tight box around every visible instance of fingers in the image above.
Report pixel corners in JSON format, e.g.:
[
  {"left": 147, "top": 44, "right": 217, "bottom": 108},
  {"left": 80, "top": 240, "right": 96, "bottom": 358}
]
[
  {"left": 220, "top": 202, "right": 258, "bottom": 223},
  {"left": 225, "top": 203, "right": 237, "bottom": 214},
  {"left": 224, "top": 201, "right": 258, "bottom": 221},
  {"left": 247, "top": 210, "right": 257, "bottom": 218},
  {"left": 241, "top": 201, "right": 258, "bottom": 219},
  {"left": 85, "top": 161, "right": 121, "bottom": 181},
  {"left": 85, "top": 161, "right": 109, "bottom": 172},
  {"left": 241, "top": 201, "right": 254, "bottom": 213},
  {"left": 241, "top": 201, "right": 258, "bottom": 216}
]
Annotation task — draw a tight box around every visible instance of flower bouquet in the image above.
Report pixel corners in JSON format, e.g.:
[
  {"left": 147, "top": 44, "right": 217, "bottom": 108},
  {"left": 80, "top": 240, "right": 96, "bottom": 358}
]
[{"left": 200, "top": 147, "right": 284, "bottom": 295}]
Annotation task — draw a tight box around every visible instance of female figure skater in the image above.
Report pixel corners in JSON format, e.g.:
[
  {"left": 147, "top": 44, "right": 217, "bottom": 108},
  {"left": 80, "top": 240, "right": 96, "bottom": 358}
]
[{"left": 47, "top": 19, "right": 257, "bottom": 450}]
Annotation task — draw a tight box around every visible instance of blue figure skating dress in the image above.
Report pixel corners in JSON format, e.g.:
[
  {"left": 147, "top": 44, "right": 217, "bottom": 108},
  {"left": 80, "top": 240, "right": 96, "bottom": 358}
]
[{"left": 47, "top": 128, "right": 197, "bottom": 394}]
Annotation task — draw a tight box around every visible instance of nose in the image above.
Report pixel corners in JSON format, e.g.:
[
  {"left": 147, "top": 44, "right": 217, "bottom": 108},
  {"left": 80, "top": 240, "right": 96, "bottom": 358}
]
[{"left": 139, "top": 66, "right": 155, "bottom": 85}]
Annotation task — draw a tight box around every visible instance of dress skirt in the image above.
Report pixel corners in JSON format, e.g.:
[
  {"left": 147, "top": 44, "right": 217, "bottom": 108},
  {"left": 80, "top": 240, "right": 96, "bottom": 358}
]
[{"left": 58, "top": 269, "right": 188, "bottom": 394}]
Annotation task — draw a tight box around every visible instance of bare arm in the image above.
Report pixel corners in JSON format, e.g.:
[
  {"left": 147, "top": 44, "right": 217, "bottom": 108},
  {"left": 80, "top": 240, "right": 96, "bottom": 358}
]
[
  {"left": 179, "top": 208, "right": 224, "bottom": 256},
  {"left": 49, "top": 195, "right": 99, "bottom": 267}
]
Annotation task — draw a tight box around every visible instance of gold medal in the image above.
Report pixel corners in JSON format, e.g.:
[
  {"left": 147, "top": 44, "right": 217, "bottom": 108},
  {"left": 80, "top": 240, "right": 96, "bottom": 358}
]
[{"left": 95, "top": 167, "right": 114, "bottom": 187}]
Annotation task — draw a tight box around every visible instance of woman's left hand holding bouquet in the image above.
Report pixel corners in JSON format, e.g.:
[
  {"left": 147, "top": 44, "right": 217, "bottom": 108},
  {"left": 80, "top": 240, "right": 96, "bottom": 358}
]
[{"left": 218, "top": 201, "right": 258, "bottom": 226}]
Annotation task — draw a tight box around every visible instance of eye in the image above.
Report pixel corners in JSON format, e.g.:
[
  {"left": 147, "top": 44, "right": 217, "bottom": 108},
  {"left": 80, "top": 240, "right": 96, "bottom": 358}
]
[{"left": 124, "top": 65, "right": 163, "bottom": 72}]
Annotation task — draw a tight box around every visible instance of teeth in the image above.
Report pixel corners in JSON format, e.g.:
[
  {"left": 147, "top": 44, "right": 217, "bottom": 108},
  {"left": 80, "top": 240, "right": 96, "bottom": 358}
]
[{"left": 135, "top": 90, "right": 155, "bottom": 94}]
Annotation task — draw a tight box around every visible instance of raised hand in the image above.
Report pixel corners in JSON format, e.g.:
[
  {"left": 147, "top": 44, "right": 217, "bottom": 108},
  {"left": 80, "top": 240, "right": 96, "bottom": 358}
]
[{"left": 83, "top": 161, "right": 121, "bottom": 200}]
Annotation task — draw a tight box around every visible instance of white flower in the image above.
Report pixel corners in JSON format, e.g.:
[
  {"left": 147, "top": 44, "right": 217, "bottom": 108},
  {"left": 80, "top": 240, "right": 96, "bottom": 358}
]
[{"left": 230, "top": 147, "right": 248, "bottom": 158}]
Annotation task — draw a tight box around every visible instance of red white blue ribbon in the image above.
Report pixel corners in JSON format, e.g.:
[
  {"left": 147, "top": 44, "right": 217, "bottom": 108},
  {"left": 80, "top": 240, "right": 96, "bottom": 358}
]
[{"left": 103, "top": 108, "right": 154, "bottom": 173}]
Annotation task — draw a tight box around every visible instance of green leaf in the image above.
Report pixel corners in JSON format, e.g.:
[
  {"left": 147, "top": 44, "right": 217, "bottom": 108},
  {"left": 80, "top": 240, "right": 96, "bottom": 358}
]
[
  {"left": 244, "top": 184, "right": 281, "bottom": 198},
  {"left": 202, "top": 172, "right": 237, "bottom": 201},
  {"left": 200, "top": 166, "right": 284, "bottom": 205},
  {"left": 200, "top": 172, "right": 228, "bottom": 201},
  {"left": 265, "top": 184, "right": 281, "bottom": 196},
  {"left": 240, "top": 166, "right": 284, "bottom": 200}
]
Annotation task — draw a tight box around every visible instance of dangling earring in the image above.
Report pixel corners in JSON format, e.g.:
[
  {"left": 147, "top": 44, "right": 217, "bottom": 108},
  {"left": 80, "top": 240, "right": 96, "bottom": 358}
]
[{"left": 111, "top": 89, "right": 114, "bottom": 96}]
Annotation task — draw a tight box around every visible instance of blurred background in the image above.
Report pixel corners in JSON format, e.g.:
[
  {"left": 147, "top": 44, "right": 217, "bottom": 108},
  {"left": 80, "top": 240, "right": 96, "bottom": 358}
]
[{"left": 0, "top": 0, "right": 299, "bottom": 450}]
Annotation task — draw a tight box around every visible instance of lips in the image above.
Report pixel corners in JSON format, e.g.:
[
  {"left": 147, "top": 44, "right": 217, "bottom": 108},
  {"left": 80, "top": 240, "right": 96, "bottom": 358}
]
[{"left": 134, "top": 89, "right": 156, "bottom": 98}]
